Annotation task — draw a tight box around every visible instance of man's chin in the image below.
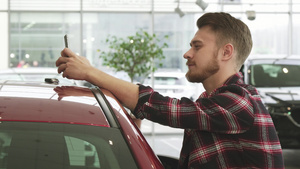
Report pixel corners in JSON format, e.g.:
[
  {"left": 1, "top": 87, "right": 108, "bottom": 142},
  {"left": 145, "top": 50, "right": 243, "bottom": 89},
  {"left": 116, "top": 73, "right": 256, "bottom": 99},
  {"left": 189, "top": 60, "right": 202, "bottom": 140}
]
[{"left": 186, "top": 72, "right": 202, "bottom": 83}]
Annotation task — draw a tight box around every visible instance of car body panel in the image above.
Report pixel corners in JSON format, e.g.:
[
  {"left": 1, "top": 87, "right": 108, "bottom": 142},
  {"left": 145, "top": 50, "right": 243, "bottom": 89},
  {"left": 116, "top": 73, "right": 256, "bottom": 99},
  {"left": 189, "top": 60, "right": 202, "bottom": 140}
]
[
  {"left": 0, "top": 82, "right": 109, "bottom": 127},
  {"left": 0, "top": 80, "right": 164, "bottom": 169},
  {"left": 102, "top": 90, "right": 165, "bottom": 168}
]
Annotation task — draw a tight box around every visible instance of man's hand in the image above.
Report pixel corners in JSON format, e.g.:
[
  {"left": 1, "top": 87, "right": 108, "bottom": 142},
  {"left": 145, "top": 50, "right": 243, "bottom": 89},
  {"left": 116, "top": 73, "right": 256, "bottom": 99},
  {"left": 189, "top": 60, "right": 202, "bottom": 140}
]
[
  {"left": 56, "top": 48, "right": 139, "bottom": 111},
  {"left": 56, "top": 48, "right": 93, "bottom": 80}
]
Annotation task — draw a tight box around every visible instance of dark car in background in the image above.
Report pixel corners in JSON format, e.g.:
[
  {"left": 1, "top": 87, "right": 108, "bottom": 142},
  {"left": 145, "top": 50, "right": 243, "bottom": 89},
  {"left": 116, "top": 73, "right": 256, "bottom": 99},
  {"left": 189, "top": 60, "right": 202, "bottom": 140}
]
[
  {"left": 0, "top": 80, "right": 168, "bottom": 169},
  {"left": 243, "top": 55, "right": 300, "bottom": 148}
]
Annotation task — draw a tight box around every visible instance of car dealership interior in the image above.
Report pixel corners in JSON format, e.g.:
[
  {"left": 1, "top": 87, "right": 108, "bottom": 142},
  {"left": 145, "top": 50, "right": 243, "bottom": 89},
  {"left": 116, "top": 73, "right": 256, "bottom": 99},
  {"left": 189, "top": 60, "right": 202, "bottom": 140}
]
[{"left": 1, "top": 0, "right": 300, "bottom": 168}]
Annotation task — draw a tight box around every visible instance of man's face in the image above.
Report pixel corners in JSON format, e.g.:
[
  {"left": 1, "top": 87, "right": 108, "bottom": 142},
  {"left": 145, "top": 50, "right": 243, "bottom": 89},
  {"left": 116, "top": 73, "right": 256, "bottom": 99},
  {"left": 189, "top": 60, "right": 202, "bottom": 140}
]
[{"left": 184, "top": 26, "right": 220, "bottom": 83}]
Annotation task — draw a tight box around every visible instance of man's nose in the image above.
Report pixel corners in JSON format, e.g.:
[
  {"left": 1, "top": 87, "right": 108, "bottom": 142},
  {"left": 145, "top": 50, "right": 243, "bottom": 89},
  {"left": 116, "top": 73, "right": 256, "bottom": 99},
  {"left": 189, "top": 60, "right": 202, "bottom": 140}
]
[{"left": 183, "top": 49, "right": 192, "bottom": 59}]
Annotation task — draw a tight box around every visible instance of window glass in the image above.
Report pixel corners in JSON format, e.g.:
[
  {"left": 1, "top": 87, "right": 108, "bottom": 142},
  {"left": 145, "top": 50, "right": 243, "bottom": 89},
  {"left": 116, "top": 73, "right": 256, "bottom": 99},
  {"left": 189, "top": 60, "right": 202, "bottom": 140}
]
[
  {"left": 292, "top": 0, "right": 300, "bottom": 12},
  {"left": 242, "top": 14, "right": 289, "bottom": 55},
  {"left": 65, "top": 136, "right": 101, "bottom": 167},
  {"left": 222, "top": 2, "right": 289, "bottom": 13},
  {"left": 292, "top": 14, "right": 300, "bottom": 55},
  {"left": 9, "top": 0, "right": 80, "bottom": 11},
  {"left": 83, "top": 0, "right": 151, "bottom": 11},
  {"left": 250, "top": 64, "right": 300, "bottom": 87},
  {"left": 0, "top": 0, "right": 8, "bottom": 10},
  {"left": 0, "top": 122, "right": 138, "bottom": 169},
  {"left": 10, "top": 12, "right": 80, "bottom": 67},
  {"left": 154, "top": 13, "right": 195, "bottom": 70},
  {"left": 0, "top": 12, "right": 8, "bottom": 69},
  {"left": 6, "top": 1, "right": 296, "bottom": 71},
  {"left": 82, "top": 13, "right": 151, "bottom": 68}
]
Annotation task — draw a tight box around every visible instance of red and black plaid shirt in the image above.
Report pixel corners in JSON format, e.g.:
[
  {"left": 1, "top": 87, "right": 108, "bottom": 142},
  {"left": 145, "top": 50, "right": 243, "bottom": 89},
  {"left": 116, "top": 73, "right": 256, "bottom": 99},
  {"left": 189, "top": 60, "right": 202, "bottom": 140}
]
[{"left": 133, "top": 72, "right": 284, "bottom": 169}]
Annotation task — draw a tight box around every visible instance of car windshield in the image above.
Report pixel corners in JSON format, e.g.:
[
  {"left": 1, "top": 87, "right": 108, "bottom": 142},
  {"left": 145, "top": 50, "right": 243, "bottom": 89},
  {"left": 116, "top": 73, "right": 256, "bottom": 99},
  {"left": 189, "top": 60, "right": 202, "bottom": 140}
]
[
  {"left": 250, "top": 64, "right": 300, "bottom": 87},
  {"left": 0, "top": 122, "right": 138, "bottom": 169}
]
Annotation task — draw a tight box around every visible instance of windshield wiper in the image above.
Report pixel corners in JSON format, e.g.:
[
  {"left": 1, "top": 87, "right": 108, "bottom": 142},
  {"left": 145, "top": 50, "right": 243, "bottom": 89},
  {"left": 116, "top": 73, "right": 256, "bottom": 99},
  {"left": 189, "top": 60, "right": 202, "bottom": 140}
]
[{"left": 265, "top": 92, "right": 296, "bottom": 107}]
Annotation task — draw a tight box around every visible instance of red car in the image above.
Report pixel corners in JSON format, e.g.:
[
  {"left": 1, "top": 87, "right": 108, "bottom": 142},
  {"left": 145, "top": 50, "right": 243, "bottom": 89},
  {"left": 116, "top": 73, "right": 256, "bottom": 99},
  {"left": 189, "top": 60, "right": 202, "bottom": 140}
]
[{"left": 0, "top": 80, "right": 170, "bottom": 169}]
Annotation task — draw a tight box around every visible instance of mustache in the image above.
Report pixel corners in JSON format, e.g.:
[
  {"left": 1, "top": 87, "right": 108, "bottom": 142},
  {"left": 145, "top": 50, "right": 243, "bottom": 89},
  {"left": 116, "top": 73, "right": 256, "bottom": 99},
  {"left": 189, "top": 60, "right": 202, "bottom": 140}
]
[{"left": 186, "top": 61, "right": 195, "bottom": 66}]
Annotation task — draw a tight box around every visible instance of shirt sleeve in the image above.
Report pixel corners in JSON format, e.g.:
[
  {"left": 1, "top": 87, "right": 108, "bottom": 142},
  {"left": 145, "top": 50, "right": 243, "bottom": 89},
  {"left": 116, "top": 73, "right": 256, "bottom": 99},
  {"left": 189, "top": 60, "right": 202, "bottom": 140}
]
[{"left": 133, "top": 84, "right": 255, "bottom": 134}]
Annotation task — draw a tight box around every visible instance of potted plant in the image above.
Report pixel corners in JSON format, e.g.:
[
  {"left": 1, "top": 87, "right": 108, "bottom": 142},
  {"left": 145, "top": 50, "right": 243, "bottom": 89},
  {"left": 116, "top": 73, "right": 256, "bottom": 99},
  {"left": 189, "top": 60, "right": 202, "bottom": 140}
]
[{"left": 100, "top": 30, "right": 168, "bottom": 83}]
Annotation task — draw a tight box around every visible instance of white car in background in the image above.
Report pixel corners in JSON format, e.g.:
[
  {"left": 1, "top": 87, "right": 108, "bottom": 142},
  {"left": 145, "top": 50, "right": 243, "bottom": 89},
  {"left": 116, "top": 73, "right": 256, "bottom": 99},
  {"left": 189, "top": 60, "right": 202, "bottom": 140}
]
[
  {"left": 143, "top": 70, "right": 204, "bottom": 101},
  {"left": 0, "top": 67, "right": 85, "bottom": 86}
]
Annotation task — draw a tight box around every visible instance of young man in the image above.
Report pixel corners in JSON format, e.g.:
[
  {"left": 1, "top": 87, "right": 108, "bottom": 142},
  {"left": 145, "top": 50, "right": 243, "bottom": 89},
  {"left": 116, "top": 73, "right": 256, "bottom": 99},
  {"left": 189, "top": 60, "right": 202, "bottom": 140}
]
[{"left": 56, "top": 12, "right": 284, "bottom": 169}]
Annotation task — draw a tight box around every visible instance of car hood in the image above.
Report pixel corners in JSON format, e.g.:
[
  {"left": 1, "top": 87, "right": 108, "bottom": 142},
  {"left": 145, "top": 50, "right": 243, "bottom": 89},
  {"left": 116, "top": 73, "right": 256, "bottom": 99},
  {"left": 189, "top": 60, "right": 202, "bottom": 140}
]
[{"left": 257, "top": 87, "right": 300, "bottom": 105}]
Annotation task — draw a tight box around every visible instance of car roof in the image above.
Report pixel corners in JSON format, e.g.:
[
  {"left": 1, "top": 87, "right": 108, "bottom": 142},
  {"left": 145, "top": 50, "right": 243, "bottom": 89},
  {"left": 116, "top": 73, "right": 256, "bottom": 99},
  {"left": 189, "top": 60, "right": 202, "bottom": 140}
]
[
  {"left": 246, "top": 55, "right": 300, "bottom": 65},
  {"left": 248, "top": 55, "right": 300, "bottom": 61},
  {"left": 0, "top": 80, "right": 110, "bottom": 127},
  {"left": 0, "top": 80, "right": 166, "bottom": 169}
]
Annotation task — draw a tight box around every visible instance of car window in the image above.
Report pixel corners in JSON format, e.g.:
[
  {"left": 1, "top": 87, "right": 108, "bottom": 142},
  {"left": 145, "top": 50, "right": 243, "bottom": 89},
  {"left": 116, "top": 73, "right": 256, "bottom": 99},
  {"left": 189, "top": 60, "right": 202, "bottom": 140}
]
[
  {"left": 65, "top": 136, "right": 101, "bottom": 168},
  {"left": 0, "top": 122, "right": 138, "bottom": 169},
  {"left": 250, "top": 64, "right": 300, "bottom": 87}
]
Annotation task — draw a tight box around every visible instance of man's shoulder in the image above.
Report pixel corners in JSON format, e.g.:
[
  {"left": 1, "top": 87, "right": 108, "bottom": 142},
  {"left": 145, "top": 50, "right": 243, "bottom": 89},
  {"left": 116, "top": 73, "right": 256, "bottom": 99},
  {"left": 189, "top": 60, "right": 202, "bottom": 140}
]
[{"left": 217, "top": 83, "right": 259, "bottom": 97}]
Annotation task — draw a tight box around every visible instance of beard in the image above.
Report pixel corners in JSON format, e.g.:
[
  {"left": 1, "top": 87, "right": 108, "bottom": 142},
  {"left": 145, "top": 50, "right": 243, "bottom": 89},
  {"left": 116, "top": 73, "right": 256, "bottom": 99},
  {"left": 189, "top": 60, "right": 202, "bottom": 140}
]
[{"left": 185, "top": 53, "right": 220, "bottom": 83}]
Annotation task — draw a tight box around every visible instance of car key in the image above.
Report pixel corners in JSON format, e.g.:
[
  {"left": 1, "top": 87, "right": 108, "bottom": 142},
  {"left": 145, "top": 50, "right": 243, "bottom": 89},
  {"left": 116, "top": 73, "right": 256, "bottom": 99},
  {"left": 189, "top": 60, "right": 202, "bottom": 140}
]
[{"left": 45, "top": 78, "right": 59, "bottom": 84}]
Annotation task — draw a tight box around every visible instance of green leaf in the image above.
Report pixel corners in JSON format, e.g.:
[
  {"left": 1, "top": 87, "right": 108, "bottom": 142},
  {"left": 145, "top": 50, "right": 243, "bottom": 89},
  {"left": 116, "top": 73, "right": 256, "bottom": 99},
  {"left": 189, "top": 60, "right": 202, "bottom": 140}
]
[{"left": 100, "top": 30, "right": 168, "bottom": 82}]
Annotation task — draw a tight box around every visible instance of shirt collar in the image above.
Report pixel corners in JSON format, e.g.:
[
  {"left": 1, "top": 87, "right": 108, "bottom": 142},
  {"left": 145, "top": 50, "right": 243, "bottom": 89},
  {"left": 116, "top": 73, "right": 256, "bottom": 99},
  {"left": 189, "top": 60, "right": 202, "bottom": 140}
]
[
  {"left": 223, "top": 72, "right": 245, "bottom": 86},
  {"left": 200, "top": 72, "right": 244, "bottom": 98}
]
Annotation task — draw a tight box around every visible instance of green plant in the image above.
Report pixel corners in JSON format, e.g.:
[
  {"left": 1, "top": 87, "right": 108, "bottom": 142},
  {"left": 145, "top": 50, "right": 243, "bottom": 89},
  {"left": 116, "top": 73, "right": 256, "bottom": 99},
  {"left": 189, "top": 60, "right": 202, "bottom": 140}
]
[{"left": 100, "top": 30, "right": 168, "bottom": 82}]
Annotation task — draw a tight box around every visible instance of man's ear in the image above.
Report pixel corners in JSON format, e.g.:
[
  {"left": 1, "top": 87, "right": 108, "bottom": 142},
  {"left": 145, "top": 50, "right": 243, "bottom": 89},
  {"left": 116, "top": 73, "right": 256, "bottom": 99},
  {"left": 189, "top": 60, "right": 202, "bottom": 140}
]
[{"left": 222, "top": 43, "right": 234, "bottom": 61}]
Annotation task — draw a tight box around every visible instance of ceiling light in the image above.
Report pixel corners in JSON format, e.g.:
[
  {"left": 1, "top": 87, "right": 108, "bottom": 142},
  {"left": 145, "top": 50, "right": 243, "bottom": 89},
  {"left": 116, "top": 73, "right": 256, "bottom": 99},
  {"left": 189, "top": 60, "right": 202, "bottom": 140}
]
[
  {"left": 175, "top": 0, "right": 185, "bottom": 18},
  {"left": 195, "top": 0, "right": 208, "bottom": 11},
  {"left": 246, "top": 10, "right": 256, "bottom": 20},
  {"left": 246, "top": 4, "right": 256, "bottom": 21},
  {"left": 175, "top": 6, "right": 185, "bottom": 17}
]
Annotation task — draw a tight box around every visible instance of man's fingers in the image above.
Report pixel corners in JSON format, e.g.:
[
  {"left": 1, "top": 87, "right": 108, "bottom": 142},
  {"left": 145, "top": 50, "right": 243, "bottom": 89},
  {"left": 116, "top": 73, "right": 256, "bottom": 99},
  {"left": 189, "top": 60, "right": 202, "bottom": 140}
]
[
  {"left": 57, "top": 64, "right": 67, "bottom": 74},
  {"left": 60, "top": 48, "right": 68, "bottom": 57},
  {"left": 56, "top": 56, "right": 67, "bottom": 67},
  {"left": 61, "top": 48, "right": 76, "bottom": 58}
]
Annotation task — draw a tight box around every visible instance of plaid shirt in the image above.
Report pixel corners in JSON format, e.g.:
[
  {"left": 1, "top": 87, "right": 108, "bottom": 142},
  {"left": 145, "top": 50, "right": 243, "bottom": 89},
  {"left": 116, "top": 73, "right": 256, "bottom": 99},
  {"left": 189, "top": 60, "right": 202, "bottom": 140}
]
[{"left": 133, "top": 73, "right": 284, "bottom": 169}]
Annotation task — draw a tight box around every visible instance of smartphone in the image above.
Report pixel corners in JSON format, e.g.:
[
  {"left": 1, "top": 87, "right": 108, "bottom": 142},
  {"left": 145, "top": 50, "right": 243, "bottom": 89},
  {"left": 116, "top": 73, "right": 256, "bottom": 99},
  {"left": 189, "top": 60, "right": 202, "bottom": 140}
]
[{"left": 64, "top": 34, "right": 68, "bottom": 48}]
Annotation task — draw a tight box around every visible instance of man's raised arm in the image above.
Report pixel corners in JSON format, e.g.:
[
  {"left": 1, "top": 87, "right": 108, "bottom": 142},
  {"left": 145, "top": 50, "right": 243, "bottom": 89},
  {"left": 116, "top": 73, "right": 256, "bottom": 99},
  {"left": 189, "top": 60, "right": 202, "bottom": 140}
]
[{"left": 56, "top": 48, "right": 139, "bottom": 111}]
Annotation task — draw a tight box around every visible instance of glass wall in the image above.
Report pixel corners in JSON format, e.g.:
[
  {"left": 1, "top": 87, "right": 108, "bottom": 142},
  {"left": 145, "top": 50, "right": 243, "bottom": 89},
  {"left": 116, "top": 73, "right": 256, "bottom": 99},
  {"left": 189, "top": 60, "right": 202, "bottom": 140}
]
[
  {"left": 154, "top": 13, "right": 196, "bottom": 71},
  {"left": 293, "top": 14, "right": 300, "bottom": 55},
  {"left": 82, "top": 13, "right": 152, "bottom": 68},
  {"left": 0, "top": 12, "right": 8, "bottom": 69},
  {"left": 0, "top": 0, "right": 8, "bottom": 10},
  {"left": 10, "top": 12, "right": 80, "bottom": 67},
  {"left": 4, "top": 0, "right": 300, "bottom": 70},
  {"left": 245, "top": 14, "right": 289, "bottom": 55}
]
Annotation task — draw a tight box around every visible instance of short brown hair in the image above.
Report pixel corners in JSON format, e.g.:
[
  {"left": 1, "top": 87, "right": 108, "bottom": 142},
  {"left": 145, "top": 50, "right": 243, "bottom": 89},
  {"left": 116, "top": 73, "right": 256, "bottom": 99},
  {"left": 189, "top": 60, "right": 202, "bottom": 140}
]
[{"left": 197, "top": 12, "right": 252, "bottom": 70}]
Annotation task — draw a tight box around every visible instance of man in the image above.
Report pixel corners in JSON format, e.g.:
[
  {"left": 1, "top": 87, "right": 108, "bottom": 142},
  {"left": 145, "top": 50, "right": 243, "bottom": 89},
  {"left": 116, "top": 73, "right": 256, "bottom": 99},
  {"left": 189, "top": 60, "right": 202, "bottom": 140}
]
[{"left": 56, "top": 12, "right": 284, "bottom": 169}]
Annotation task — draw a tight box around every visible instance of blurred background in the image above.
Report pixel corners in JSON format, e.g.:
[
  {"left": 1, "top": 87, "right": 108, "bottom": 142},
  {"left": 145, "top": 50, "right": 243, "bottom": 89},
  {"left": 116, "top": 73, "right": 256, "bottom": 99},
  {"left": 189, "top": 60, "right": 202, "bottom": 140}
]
[
  {"left": 1, "top": 0, "right": 300, "bottom": 70},
  {"left": 1, "top": 0, "right": 300, "bottom": 168}
]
